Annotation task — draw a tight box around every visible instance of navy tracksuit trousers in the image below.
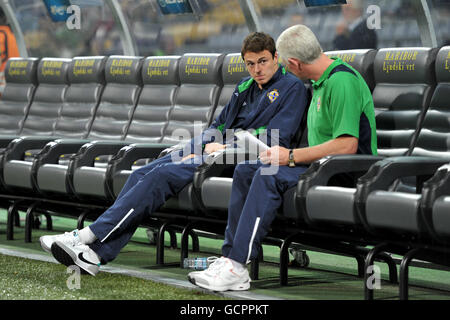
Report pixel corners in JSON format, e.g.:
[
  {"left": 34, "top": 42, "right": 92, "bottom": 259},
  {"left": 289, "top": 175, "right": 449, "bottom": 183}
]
[
  {"left": 88, "top": 153, "right": 203, "bottom": 263},
  {"left": 222, "top": 161, "right": 307, "bottom": 264},
  {"left": 87, "top": 154, "right": 307, "bottom": 265}
]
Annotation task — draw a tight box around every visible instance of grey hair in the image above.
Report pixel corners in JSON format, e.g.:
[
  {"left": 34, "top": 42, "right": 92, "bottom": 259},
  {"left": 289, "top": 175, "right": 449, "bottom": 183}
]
[{"left": 276, "top": 24, "right": 323, "bottom": 64}]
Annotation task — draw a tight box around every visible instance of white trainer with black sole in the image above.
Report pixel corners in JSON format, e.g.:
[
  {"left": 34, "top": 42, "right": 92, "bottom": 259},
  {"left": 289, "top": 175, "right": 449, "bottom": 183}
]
[
  {"left": 39, "top": 230, "right": 82, "bottom": 254},
  {"left": 51, "top": 241, "right": 101, "bottom": 276},
  {"left": 191, "top": 257, "right": 251, "bottom": 292}
]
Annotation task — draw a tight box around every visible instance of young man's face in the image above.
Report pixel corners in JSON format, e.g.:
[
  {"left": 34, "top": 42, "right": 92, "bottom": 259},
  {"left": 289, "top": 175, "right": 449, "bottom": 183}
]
[{"left": 243, "top": 50, "right": 279, "bottom": 88}]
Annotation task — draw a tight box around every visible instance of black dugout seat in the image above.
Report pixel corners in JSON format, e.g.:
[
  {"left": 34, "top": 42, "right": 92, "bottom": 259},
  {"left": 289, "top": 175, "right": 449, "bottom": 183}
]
[
  {"left": 0, "top": 58, "right": 38, "bottom": 198},
  {"left": 359, "top": 162, "right": 450, "bottom": 301},
  {"left": 364, "top": 46, "right": 450, "bottom": 239},
  {"left": 362, "top": 158, "right": 450, "bottom": 300},
  {"left": 6, "top": 56, "right": 143, "bottom": 241},
  {"left": 81, "top": 56, "right": 143, "bottom": 142},
  {"left": 52, "top": 56, "right": 107, "bottom": 140},
  {"left": 429, "top": 163, "right": 450, "bottom": 243},
  {"left": 303, "top": 47, "right": 438, "bottom": 231},
  {"left": 80, "top": 55, "right": 182, "bottom": 201},
  {"left": 34, "top": 56, "right": 143, "bottom": 201},
  {"left": 133, "top": 53, "right": 224, "bottom": 211},
  {"left": 325, "top": 49, "right": 377, "bottom": 91},
  {"left": 160, "top": 53, "right": 224, "bottom": 146},
  {"left": 0, "top": 58, "right": 39, "bottom": 144},
  {"left": 211, "top": 53, "right": 248, "bottom": 120},
  {"left": 107, "top": 53, "right": 224, "bottom": 206},
  {"left": 425, "top": 48, "right": 450, "bottom": 247},
  {"left": 124, "top": 56, "right": 181, "bottom": 144},
  {"left": 18, "top": 58, "right": 72, "bottom": 137},
  {"left": 353, "top": 47, "right": 450, "bottom": 300},
  {"left": 298, "top": 47, "right": 440, "bottom": 298},
  {"left": 190, "top": 53, "right": 248, "bottom": 213},
  {"left": 251, "top": 47, "right": 436, "bottom": 286},
  {"left": 1, "top": 58, "right": 72, "bottom": 192},
  {"left": 32, "top": 56, "right": 108, "bottom": 196}
]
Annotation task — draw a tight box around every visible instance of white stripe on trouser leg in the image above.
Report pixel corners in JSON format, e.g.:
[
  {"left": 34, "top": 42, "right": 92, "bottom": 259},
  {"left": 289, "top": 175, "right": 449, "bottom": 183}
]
[
  {"left": 246, "top": 217, "right": 261, "bottom": 264},
  {"left": 101, "top": 208, "right": 135, "bottom": 243}
]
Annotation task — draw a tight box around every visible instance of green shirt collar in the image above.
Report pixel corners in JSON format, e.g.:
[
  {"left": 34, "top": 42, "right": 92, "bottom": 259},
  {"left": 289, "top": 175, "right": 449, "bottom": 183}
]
[{"left": 311, "top": 57, "right": 343, "bottom": 89}]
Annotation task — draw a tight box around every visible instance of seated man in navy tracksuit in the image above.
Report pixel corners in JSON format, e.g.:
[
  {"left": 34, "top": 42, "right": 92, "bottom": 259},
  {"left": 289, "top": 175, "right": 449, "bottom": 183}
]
[{"left": 39, "top": 32, "right": 309, "bottom": 278}]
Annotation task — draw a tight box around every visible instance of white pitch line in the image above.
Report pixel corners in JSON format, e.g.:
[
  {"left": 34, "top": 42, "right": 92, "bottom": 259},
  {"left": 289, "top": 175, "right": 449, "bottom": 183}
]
[{"left": 0, "top": 245, "right": 282, "bottom": 300}]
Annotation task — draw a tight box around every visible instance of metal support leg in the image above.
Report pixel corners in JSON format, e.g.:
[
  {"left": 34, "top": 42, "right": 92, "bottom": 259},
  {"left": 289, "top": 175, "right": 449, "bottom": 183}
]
[
  {"left": 399, "top": 248, "right": 422, "bottom": 300},
  {"left": 355, "top": 255, "right": 365, "bottom": 278},
  {"left": 377, "top": 252, "right": 398, "bottom": 284},
  {"left": 280, "top": 233, "right": 298, "bottom": 286},
  {"left": 352, "top": 245, "right": 397, "bottom": 282},
  {"left": 364, "top": 242, "right": 390, "bottom": 300},
  {"left": 43, "top": 212, "right": 53, "bottom": 231},
  {"left": 250, "top": 258, "right": 259, "bottom": 280},
  {"left": 189, "top": 230, "right": 199, "bottom": 252},
  {"left": 77, "top": 210, "right": 90, "bottom": 230},
  {"left": 156, "top": 222, "right": 170, "bottom": 265},
  {"left": 180, "top": 222, "right": 196, "bottom": 267},
  {"left": 6, "top": 200, "right": 23, "bottom": 240},
  {"left": 25, "top": 202, "right": 40, "bottom": 243},
  {"left": 14, "top": 210, "right": 20, "bottom": 227},
  {"left": 168, "top": 228, "right": 177, "bottom": 249},
  {"left": 250, "top": 245, "right": 263, "bottom": 280}
]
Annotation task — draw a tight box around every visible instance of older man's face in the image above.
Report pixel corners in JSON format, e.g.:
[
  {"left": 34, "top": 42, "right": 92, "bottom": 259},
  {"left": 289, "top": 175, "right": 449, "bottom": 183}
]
[{"left": 286, "top": 58, "right": 308, "bottom": 81}]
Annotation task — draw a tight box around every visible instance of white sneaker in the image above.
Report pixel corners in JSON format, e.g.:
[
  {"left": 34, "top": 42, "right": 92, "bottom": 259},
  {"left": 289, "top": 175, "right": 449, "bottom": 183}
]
[
  {"left": 192, "top": 257, "right": 250, "bottom": 292},
  {"left": 39, "top": 230, "right": 81, "bottom": 254},
  {"left": 187, "top": 256, "right": 219, "bottom": 284},
  {"left": 51, "top": 241, "right": 101, "bottom": 276}
]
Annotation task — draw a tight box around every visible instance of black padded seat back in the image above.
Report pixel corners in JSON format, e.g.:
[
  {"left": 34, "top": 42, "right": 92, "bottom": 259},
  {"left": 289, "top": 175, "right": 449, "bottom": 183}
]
[
  {"left": 325, "top": 49, "right": 377, "bottom": 91},
  {"left": 413, "top": 46, "right": 450, "bottom": 159},
  {"left": 212, "top": 53, "right": 248, "bottom": 120},
  {"left": 20, "top": 58, "right": 71, "bottom": 136},
  {"left": 87, "top": 56, "right": 143, "bottom": 141},
  {"left": 372, "top": 47, "right": 438, "bottom": 157},
  {"left": 161, "top": 53, "right": 224, "bottom": 144},
  {"left": 53, "top": 56, "right": 107, "bottom": 139},
  {"left": 0, "top": 58, "right": 39, "bottom": 135},
  {"left": 125, "top": 56, "right": 181, "bottom": 143}
]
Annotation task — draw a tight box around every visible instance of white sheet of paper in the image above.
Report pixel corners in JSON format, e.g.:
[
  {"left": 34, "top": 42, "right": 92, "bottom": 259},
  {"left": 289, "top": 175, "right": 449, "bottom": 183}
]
[{"left": 234, "top": 130, "right": 269, "bottom": 152}]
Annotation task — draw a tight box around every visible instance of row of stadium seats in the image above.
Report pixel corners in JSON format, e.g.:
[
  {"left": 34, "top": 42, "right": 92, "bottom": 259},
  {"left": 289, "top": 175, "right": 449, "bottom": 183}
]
[
  {"left": 0, "top": 52, "right": 251, "bottom": 259},
  {"left": 0, "top": 52, "right": 237, "bottom": 203},
  {"left": 1, "top": 45, "right": 449, "bottom": 300}
]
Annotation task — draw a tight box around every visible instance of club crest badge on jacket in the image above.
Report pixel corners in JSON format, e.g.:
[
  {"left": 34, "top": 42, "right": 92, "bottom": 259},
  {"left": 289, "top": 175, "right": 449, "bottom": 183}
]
[{"left": 267, "top": 89, "right": 279, "bottom": 103}]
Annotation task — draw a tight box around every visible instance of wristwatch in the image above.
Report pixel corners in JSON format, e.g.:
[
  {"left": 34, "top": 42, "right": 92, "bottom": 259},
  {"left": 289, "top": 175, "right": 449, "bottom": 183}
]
[{"left": 288, "top": 149, "right": 295, "bottom": 167}]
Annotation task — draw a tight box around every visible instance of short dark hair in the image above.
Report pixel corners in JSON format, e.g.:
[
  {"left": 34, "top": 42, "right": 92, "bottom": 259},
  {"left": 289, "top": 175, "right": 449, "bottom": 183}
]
[{"left": 241, "top": 32, "right": 276, "bottom": 60}]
